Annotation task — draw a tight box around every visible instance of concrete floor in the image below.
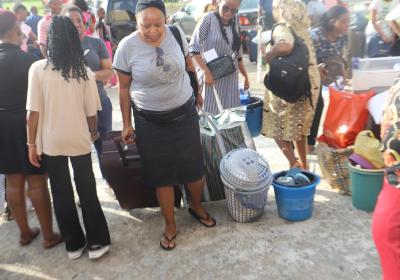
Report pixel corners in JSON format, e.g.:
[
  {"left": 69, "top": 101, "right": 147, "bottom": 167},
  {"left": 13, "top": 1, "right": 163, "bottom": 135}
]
[{"left": 0, "top": 62, "right": 381, "bottom": 280}]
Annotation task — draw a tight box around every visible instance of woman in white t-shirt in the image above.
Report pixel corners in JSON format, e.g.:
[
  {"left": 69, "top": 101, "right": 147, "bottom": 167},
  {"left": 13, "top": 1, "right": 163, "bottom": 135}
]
[{"left": 366, "top": 0, "right": 400, "bottom": 45}]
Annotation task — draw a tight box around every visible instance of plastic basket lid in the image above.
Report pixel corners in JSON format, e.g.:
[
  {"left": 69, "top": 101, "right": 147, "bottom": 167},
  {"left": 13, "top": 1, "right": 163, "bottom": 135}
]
[{"left": 219, "top": 148, "right": 272, "bottom": 192}]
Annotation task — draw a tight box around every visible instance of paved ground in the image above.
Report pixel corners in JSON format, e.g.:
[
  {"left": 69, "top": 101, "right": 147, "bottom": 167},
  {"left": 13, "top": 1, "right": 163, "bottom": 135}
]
[{"left": 0, "top": 62, "right": 382, "bottom": 280}]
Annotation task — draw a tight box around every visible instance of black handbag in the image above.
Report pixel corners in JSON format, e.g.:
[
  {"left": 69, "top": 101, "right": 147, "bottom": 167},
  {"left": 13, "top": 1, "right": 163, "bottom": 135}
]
[
  {"left": 206, "top": 55, "right": 236, "bottom": 80},
  {"left": 264, "top": 23, "right": 311, "bottom": 104}
]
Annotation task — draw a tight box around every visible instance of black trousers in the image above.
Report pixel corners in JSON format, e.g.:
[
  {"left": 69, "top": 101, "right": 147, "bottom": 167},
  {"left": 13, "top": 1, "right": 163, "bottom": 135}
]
[
  {"left": 45, "top": 153, "right": 110, "bottom": 251},
  {"left": 308, "top": 87, "right": 324, "bottom": 146}
]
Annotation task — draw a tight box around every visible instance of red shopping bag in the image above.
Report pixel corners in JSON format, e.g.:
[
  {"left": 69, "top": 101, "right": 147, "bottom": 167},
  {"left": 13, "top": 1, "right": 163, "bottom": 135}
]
[{"left": 318, "top": 87, "right": 375, "bottom": 148}]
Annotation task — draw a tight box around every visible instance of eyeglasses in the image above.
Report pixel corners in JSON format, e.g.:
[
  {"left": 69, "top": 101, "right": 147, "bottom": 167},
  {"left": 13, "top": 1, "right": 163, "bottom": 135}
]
[
  {"left": 156, "top": 47, "right": 164, "bottom": 66},
  {"left": 155, "top": 47, "right": 171, "bottom": 72},
  {"left": 222, "top": 5, "right": 238, "bottom": 14}
]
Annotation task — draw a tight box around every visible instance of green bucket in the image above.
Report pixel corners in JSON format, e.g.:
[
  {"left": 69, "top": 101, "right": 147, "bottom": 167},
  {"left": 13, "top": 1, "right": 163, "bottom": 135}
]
[{"left": 348, "top": 163, "right": 384, "bottom": 212}]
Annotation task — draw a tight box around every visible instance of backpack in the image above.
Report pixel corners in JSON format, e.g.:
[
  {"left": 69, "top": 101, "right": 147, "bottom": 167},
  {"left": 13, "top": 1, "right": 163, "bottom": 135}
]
[{"left": 263, "top": 23, "right": 311, "bottom": 104}]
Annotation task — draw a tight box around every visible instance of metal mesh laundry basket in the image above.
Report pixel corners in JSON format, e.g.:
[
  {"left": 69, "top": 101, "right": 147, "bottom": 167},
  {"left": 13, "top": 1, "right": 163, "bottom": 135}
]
[
  {"left": 224, "top": 186, "right": 268, "bottom": 222},
  {"left": 316, "top": 142, "right": 353, "bottom": 195},
  {"left": 220, "top": 148, "right": 272, "bottom": 222}
]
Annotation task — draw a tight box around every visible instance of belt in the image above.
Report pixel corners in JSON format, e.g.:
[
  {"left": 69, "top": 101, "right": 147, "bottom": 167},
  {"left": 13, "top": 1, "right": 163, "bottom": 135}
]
[{"left": 132, "top": 96, "right": 195, "bottom": 124}]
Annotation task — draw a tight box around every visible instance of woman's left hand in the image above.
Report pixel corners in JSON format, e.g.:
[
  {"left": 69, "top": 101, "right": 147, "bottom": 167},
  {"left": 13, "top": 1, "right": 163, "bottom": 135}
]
[
  {"left": 244, "top": 77, "right": 250, "bottom": 90},
  {"left": 91, "top": 131, "right": 100, "bottom": 142}
]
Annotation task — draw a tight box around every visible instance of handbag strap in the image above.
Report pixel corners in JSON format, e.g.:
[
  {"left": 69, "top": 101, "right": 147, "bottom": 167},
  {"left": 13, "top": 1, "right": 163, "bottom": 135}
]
[
  {"left": 169, "top": 25, "right": 185, "bottom": 58},
  {"left": 199, "top": 108, "right": 227, "bottom": 156},
  {"left": 212, "top": 85, "right": 224, "bottom": 114}
]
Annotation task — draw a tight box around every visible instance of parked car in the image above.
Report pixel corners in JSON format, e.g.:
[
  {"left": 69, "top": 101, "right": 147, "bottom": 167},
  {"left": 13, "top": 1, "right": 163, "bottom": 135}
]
[
  {"left": 168, "top": 0, "right": 210, "bottom": 41},
  {"left": 105, "top": 0, "right": 138, "bottom": 47},
  {"left": 238, "top": 0, "right": 258, "bottom": 60},
  {"left": 238, "top": 0, "right": 258, "bottom": 35}
]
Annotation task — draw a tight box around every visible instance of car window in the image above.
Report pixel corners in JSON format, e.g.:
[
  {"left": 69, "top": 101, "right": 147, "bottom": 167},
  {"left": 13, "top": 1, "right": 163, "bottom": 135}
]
[
  {"left": 111, "top": 0, "right": 138, "bottom": 13},
  {"left": 240, "top": 0, "right": 258, "bottom": 10},
  {"left": 186, "top": 5, "right": 196, "bottom": 14}
]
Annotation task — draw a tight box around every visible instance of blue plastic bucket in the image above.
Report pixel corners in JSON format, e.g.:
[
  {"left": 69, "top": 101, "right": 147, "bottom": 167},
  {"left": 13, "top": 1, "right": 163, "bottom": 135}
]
[
  {"left": 246, "top": 97, "right": 263, "bottom": 137},
  {"left": 272, "top": 172, "right": 320, "bottom": 221}
]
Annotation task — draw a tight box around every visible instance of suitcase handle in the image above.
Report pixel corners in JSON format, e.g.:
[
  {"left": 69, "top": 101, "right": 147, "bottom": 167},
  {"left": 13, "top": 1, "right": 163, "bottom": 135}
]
[{"left": 113, "top": 136, "right": 140, "bottom": 167}]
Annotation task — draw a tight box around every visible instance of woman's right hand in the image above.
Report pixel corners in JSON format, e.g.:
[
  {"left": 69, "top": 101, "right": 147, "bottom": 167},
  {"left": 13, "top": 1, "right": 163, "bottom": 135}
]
[
  {"left": 383, "top": 34, "right": 395, "bottom": 44},
  {"left": 28, "top": 145, "right": 41, "bottom": 168},
  {"left": 121, "top": 125, "right": 135, "bottom": 144},
  {"left": 318, "top": 63, "right": 327, "bottom": 81},
  {"left": 204, "top": 70, "right": 214, "bottom": 86}
]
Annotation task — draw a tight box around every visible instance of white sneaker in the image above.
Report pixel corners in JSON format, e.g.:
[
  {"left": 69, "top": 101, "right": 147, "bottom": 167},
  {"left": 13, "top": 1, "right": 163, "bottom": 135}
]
[
  {"left": 88, "top": 245, "right": 110, "bottom": 260},
  {"left": 67, "top": 246, "right": 86, "bottom": 260}
]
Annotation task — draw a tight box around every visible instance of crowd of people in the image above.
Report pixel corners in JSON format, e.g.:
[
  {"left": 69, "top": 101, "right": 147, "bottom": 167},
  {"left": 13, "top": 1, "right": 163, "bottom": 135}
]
[{"left": 0, "top": 0, "right": 399, "bottom": 275}]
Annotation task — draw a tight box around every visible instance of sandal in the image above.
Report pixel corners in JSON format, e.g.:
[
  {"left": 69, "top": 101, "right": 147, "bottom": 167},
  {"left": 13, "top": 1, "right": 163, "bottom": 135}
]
[
  {"left": 188, "top": 208, "right": 216, "bottom": 228},
  {"left": 43, "top": 233, "right": 63, "bottom": 249},
  {"left": 160, "top": 233, "right": 176, "bottom": 251},
  {"left": 290, "top": 161, "right": 303, "bottom": 169},
  {"left": 3, "top": 206, "right": 13, "bottom": 221},
  {"left": 19, "top": 227, "right": 40, "bottom": 246}
]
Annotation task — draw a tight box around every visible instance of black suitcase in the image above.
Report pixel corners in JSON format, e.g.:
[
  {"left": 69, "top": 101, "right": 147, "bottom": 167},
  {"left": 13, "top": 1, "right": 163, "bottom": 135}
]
[{"left": 101, "top": 131, "right": 181, "bottom": 210}]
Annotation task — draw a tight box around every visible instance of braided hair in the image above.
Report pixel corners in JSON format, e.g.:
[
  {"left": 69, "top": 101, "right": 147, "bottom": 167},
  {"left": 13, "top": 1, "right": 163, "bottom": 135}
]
[{"left": 47, "top": 16, "right": 88, "bottom": 82}]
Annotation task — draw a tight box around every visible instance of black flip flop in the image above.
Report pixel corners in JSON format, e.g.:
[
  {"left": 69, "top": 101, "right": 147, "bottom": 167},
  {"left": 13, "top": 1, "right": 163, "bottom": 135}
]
[
  {"left": 160, "top": 233, "right": 176, "bottom": 251},
  {"left": 188, "top": 208, "right": 216, "bottom": 228}
]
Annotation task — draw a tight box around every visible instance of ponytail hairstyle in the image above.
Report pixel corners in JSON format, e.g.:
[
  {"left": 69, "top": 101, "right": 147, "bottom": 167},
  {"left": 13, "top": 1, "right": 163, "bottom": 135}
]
[{"left": 320, "top": 5, "right": 349, "bottom": 33}]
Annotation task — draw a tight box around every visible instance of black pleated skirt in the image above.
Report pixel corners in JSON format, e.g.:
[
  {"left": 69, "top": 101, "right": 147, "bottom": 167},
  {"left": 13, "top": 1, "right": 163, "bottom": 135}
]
[
  {"left": 132, "top": 96, "right": 204, "bottom": 188},
  {"left": 0, "top": 110, "right": 46, "bottom": 175}
]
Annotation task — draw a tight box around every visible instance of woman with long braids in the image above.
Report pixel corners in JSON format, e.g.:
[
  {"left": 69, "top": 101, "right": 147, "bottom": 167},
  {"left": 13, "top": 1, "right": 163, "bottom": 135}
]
[
  {"left": 26, "top": 16, "right": 111, "bottom": 260},
  {"left": 0, "top": 9, "right": 62, "bottom": 248},
  {"left": 189, "top": 0, "right": 249, "bottom": 115}
]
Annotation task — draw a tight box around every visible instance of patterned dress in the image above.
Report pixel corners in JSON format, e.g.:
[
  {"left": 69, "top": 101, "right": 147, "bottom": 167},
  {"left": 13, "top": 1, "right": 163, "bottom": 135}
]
[
  {"left": 262, "top": 0, "right": 321, "bottom": 141},
  {"left": 189, "top": 12, "right": 242, "bottom": 115},
  {"left": 312, "top": 28, "right": 348, "bottom": 64}
]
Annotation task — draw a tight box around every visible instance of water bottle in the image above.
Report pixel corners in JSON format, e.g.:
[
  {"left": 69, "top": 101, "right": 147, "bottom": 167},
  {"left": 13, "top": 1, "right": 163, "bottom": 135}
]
[
  {"left": 239, "top": 88, "right": 250, "bottom": 105},
  {"left": 352, "top": 57, "right": 360, "bottom": 70}
]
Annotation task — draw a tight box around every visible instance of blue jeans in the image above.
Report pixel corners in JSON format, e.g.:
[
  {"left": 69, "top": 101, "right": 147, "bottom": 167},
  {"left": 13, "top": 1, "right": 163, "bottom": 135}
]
[{"left": 94, "top": 94, "right": 112, "bottom": 177}]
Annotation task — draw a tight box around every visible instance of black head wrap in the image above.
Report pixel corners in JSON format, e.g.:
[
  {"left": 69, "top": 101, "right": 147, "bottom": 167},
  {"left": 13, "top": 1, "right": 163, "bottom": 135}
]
[{"left": 136, "top": 0, "right": 166, "bottom": 16}]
